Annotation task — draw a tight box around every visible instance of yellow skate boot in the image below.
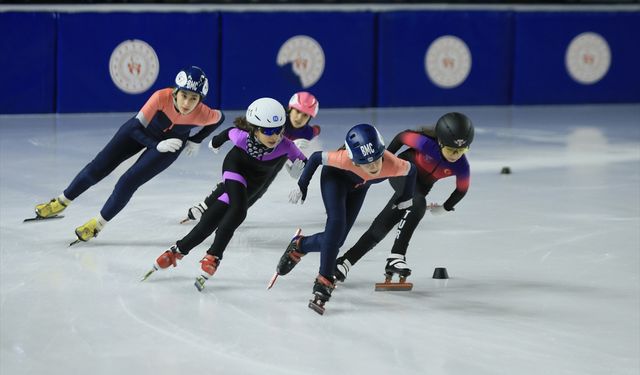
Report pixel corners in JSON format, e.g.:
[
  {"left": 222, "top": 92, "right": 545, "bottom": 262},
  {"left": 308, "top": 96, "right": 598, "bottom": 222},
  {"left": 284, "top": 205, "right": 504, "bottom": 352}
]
[
  {"left": 35, "top": 198, "right": 67, "bottom": 218},
  {"left": 74, "top": 218, "right": 102, "bottom": 242}
]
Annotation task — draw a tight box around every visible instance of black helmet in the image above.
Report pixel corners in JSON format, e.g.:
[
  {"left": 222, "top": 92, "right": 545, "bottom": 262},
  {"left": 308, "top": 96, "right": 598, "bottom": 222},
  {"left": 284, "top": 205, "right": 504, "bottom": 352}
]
[{"left": 435, "top": 112, "right": 474, "bottom": 148}]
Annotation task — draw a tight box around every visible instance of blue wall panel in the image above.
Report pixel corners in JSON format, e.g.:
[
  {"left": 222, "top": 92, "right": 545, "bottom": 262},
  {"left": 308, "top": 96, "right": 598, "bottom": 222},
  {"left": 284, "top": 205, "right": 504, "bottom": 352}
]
[
  {"left": 220, "top": 12, "right": 375, "bottom": 110},
  {"left": 0, "top": 12, "right": 56, "bottom": 114},
  {"left": 377, "top": 11, "right": 513, "bottom": 107},
  {"left": 57, "top": 12, "right": 220, "bottom": 113},
  {"left": 512, "top": 12, "right": 640, "bottom": 104}
]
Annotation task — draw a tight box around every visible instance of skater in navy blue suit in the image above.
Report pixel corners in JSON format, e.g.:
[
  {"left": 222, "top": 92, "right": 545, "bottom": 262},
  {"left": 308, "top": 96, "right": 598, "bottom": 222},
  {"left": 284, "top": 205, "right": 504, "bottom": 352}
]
[
  {"left": 271, "top": 123, "right": 417, "bottom": 314},
  {"left": 33, "top": 66, "right": 224, "bottom": 243}
]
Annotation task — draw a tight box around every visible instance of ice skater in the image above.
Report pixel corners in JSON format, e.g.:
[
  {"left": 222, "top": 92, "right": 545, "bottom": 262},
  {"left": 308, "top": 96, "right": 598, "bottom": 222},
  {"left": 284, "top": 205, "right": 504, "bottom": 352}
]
[
  {"left": 30, "top": 66, "right": 224, "bottom": 245},
  {"left": 142, "top": 97, "right": 307, "bottom": 292},
  {"left": 335, "top": 112, "right": 473, "bottom": 289},
  {"left": 270, "top": 123, "right": 417, "bottom": 314},
  {"left": 181, "top": 91, "right": 321, "bottom": 223}
]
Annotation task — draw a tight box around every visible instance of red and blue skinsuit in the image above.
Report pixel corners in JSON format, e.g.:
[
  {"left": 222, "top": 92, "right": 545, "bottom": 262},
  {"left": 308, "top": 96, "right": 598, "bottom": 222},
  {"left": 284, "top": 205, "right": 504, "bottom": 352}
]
[
  {"left": 340, "top": 129, "right": 471, "bottom": 265},
  {"left": 63, "top": 88, "right": 224, "bottom": 221}
]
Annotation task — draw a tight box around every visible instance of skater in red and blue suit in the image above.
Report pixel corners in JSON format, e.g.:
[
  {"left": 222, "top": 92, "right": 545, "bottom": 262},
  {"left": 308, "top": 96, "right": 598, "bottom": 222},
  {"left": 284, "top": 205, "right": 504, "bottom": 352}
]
[
  {"left": 272, "top": 123, "right": 417, "bottom": 313},
  {"left": 334, "top": 112, "right": 473, "bottom": 283},
  {"left": 181, "top": 91, "right": 321, "bottom": 223},
  {"left": 32, "top": 66, "right": 224, "bottom": 243},
  {"left": 143, "top": 98, "right": 307, "bottom": 291}
]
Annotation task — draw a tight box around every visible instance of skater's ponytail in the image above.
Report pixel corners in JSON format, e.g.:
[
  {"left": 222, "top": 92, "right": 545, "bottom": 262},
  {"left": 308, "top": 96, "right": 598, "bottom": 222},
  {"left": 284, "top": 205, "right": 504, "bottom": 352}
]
[{"left": 233, "top": 116, "right": 254, "bottom": 132}]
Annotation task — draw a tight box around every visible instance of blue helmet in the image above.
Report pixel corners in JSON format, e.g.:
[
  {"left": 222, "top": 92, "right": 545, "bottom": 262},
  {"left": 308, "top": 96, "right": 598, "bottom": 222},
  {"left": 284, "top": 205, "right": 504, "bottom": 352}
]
[
  {"left": 344, "top": 124, "right": 385, "bottom": 164},
  {"left": 174, "top": 66, "right": 209, "bottom": 99}
]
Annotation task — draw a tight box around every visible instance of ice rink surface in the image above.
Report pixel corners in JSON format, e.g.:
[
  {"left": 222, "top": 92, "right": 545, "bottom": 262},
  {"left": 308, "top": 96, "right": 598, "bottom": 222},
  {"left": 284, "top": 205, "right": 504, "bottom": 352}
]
[{"left": 1, "top": 104, "right": 639, "bottom": 375}]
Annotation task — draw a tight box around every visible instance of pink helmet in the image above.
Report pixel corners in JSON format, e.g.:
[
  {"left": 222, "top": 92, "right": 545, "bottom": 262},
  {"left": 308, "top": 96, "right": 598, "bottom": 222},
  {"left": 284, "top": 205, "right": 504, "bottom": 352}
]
[{"left": 288, "top": 91, "right": 319, "bottom": 118}]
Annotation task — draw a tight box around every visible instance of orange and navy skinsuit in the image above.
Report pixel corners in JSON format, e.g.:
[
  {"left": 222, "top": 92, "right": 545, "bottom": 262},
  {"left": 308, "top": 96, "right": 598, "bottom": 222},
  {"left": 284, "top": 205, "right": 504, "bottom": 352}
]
[
  {"left": 63, "top": 88, "right": 224, "bottom": 221},
  {"left": 295, "top": 149, "right": 417, "bottom": 280},
  {"left": 340, "top": 129, "right": 470, "bottom": 266}
]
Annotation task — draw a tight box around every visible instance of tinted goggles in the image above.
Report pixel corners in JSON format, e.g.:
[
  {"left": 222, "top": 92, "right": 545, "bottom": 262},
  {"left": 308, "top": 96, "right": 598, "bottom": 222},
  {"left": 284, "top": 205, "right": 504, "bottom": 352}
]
[{"left": 259, "top": 126, "right": 284, "bottom": 136}]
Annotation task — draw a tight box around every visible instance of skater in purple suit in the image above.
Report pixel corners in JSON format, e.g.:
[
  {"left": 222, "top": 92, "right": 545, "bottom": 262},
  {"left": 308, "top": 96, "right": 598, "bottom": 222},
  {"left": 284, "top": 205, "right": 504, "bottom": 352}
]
[{"left": 142, "top": 98, "right": 306, "bottom": 291}]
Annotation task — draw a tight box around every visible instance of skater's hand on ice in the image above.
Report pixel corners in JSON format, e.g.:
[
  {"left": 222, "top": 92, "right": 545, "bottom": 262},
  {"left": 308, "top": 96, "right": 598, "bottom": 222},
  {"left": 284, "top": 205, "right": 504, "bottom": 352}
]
[
  {"left": 429, "top": 203, "right": 447, "bottom": 216},
  {"left": 208, "top": 139, "right": 220, "bottom": 154},
  {"left": 288, "top": 184, "right": 307, "bottom": 204},
  {"left": 285, "top": 159, "right": 305, "bottom": 179},
  {"left": 392, "top": 198, "right": 413, "bottom": 210},
  {"left": 157, "top": 138, "right": 183, "bottom": 153},
  {"left": 183, "top": 140, "right": 200, "bottom": 157}
]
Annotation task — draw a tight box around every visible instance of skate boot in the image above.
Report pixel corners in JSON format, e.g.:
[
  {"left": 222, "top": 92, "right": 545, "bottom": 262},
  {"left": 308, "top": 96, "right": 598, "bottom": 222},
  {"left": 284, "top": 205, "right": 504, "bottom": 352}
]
[
  {"left": 308, "top": 275, "right": 336, "bottom": 315},
  {"left": 375, "top": 254, "right": 413, "bottom": 291},
  {"left": 141, "top": 245, "right": 186, "bottom": 281},
  {"left": 267, "top": 229, "right": 305, "bottom": 289},
  {"left": 74, "top": 218, "right": 102, "bottom": 242},
  {"left": 35, "top": 198, "right": 67, "bottom": 218},
  {"left": 195, "top": 254, "right": 220, "bottom": 292},
  {"left": 334, "top": 257, "right": 352, "bottom": 283},
  {"left": 385, "top": 253, "right": 412, "bottom": 278},
  {"left": 276, "top": 229, "right": 305, "bottom": 276}
]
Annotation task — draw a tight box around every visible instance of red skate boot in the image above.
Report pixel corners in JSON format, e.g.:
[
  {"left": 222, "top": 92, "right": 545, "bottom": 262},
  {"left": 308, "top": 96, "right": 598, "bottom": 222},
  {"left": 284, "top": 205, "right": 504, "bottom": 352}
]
[
  {"left": 141, "top": 245, "right": 185, "bottom": 281},
  {"left": 194, "top": 254, "right": 220, "bottom": 292}
]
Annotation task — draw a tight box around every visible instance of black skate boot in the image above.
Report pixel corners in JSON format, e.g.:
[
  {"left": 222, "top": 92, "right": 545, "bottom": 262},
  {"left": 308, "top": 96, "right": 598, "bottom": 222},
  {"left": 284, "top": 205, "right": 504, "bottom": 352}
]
[
  {"left": 375, "top": 254, "right": 413, "bottom": 292},
  {"left": 267, "top": 229, "right": 304, "bottom": 289},
  {"left": 276, "top": 229, "right": 305, "bottom": 276},
  {"left": 308, "top": 275, "right": 336, "bottom": 315},
  {"left": 334, "top": 257, "right": 352, "bottom": 283}
]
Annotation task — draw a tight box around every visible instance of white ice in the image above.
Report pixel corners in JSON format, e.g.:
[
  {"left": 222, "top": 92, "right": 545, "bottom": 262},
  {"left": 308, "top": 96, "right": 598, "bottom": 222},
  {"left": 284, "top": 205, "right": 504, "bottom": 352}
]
[{"left": 1, "top": 105, "right": 639, "bottom": 375}]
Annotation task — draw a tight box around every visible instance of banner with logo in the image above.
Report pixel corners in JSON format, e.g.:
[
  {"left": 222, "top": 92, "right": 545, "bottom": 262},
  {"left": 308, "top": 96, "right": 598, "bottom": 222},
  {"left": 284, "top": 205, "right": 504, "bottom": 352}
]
[
  {"left": 376, "top": 11, "right": 513, "bottom": 107},
  {"left": 220, "top": 12, "right": 375, "bottom": 110},
  {"left": 57, "top": 12, "right": 220, "bottom": 113},
  {"left": 512, "top": 12, "right": 640, "bottom": 104},
  {"left": 0, "top": 12, "right": 56, "bottom": 114}
]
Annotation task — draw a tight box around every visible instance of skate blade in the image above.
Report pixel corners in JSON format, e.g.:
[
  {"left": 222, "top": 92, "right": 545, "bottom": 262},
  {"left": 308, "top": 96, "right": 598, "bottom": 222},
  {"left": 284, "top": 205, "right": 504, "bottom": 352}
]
[
  {"left": 69, "top": 239, "right": 83, "bottom": 247},
  {"left": 23, "top": 215, "right": 64, "bottom": 223},
  {"left": 140, "top": 269, "right": 155, "bottom": 282},
  {"left": 374, "top": 282, "right": 413, "bottom": 292},
  {"left": 179, "top": 217, "right": 191, "bottom": 224},
  {"left": 308, "top": 299, "right": 326, "bottom": 315},
  {"left": 267, "top": 272, "right": 279, "bottom": 289},
  {"left": 194, "top": 276, "right": 207, "bottom": 292}
]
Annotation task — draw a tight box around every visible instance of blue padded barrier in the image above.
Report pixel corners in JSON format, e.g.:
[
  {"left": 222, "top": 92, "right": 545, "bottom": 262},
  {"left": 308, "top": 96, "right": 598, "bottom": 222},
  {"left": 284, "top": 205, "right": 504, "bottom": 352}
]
[
  {"left": 0, "top": 12, "right": 57, "bottom": 114},
  {"left": 56, "top": 12, "right": 220, "bottom": 113},
  {"left": 220, "top": 11, "right": 375, "bottom": 110},
  {"left": 376, "top": 11, "right": 514, "bottom": 107},
  {"left": 512, "top": 12, "right": 640, "bottom": 104}
]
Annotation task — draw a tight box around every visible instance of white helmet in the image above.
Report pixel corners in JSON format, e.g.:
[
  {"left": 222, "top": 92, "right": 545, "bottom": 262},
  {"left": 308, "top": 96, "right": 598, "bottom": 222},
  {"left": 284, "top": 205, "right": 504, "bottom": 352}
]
[{"left": 245, "top": 97, "right": 286, "bottom": 128}]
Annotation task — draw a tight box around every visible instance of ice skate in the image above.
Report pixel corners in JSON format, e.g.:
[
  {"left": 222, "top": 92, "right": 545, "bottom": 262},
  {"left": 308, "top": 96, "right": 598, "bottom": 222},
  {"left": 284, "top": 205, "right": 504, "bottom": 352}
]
[
  {"left": 194, "top": 254, "right": 220, "bottom": 292},
  {"left": 267, "top": 229, "right": 304, "bottom": 289},
  {"left": 334, "top": 257, "right": 352, "bottom": 283},
  {"left": 25, "top": 198, "right": 67, "bottom": 222},
  {"left": 70, "top": 218, "right": 102, "bottom": 246},
  {"left": 180, "top": 201, "right": 207, "bottom": 224},
  {"left": 141, "top": 245, "right": 185, "bottom": 281},
  {"left": 308, "top": 275, "right": 335, "bottom": 315},
  {"left": 375, "top": 254, "right": 413, "bottom": 291}
]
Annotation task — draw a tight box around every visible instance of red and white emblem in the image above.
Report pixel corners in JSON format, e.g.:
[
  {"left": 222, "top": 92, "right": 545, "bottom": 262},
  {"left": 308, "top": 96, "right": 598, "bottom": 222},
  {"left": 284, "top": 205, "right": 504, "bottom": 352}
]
[
  {"left": 109, "top": 39, "right": 159, "bottom": 94},
  {"left": 565, "top": 32, "right": 611, "bottom": 85},
  {"left": 425, "top": 35, "right": 472, "bottom": 89}
]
